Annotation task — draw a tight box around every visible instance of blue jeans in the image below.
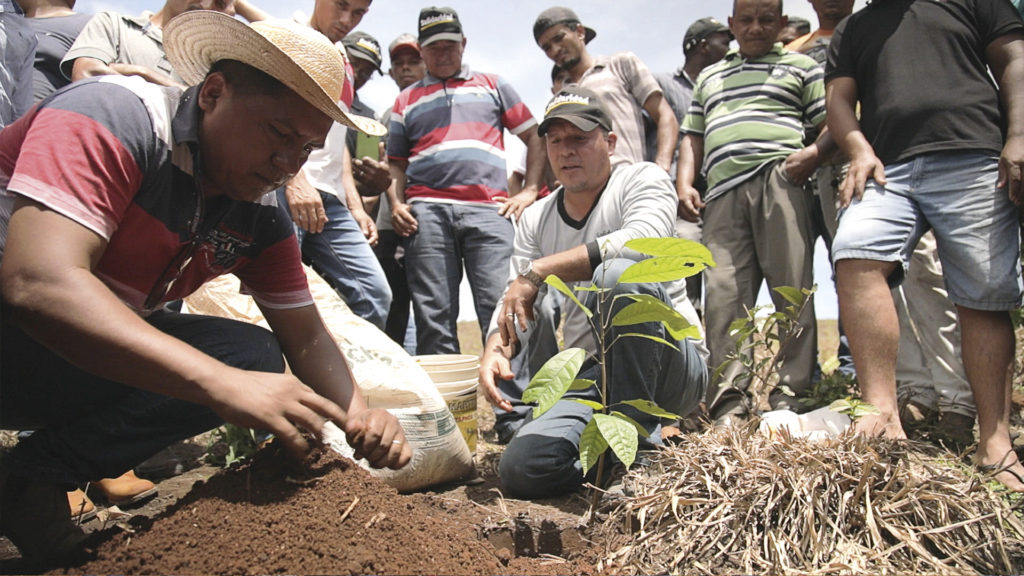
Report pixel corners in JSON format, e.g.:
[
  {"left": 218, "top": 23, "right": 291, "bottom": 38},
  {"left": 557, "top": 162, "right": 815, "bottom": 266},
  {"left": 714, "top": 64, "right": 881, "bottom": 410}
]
[
  {"left": 277, "top": 189, "right": 392, "bottom": 329},
  {"left": 498, "top": 258, "right": 708, "bottom": 499},
  {"left": 404, "top": 201, "right": 513, "bottom": 354},
  {"left": 0, "top": 308, "right": 284, "bottom": 487},
  {"left": 833, "top": 151, "right": 1022, "bottom": 310}
]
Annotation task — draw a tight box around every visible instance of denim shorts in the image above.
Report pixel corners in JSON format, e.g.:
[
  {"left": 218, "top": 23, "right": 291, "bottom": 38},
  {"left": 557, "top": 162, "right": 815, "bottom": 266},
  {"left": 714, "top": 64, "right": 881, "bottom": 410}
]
[{"left": 832, "top": 151, "right": 1022, "bottom": 311}]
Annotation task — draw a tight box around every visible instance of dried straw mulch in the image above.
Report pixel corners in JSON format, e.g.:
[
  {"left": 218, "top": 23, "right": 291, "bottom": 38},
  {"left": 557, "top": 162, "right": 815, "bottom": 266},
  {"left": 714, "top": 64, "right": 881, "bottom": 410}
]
[{"left": 595, "top": 427, "right": 1024, "bottom": 575}]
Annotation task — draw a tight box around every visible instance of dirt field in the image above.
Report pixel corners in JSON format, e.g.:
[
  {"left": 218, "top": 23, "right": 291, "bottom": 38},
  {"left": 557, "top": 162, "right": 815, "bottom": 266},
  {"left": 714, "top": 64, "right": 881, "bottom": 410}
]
[{"left": 2, "top": 319, "right": 1022, "bottom": 575}]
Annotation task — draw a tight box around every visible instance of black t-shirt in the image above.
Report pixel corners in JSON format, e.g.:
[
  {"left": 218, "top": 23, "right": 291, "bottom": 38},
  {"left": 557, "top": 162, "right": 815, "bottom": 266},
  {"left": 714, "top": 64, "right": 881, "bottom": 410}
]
[
  {"left": 26, "top": 13, "right": 92, "bottom": 103},
  {"left": 826, "top": 0, "right": 1024, "bottom": 164}
]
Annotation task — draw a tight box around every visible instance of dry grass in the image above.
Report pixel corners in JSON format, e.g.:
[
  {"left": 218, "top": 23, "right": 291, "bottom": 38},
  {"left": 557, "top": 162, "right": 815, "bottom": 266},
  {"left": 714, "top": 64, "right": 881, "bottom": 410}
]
[{"left": 595, "top": 427, "right": 1024, "bottom": 575}]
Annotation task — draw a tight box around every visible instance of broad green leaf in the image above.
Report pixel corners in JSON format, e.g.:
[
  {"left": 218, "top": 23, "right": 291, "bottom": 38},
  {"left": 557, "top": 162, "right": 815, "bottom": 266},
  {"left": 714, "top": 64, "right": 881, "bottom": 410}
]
[
  {"left": 774, "top": 286, "right": 806, "bottom": 308},
  {"left": 820, "top": 356, "right": 841, "bottom": 377},
  {"left": 620, "top": 399, "right": 680, "bottom": 420},
  {"left": 829, "top": 398, "right": 853, "bottom": 413},
  {"left": 614, "top": 332, "right": 682, "bottom": 351},
  {"left": 624, "top": 238, "right": 716, "bottom": 266},
  {"left": 545, "top": 275, "right": 593, "bottom": 319},
  {"left": 593, "top": 413, "right": 639, "bottom": 469},
  {"left": 619, "top": 256, "right": 707, "bottom": 283},
  {"left": 610, "top": 411, "right": 650, "bottom": 437},
  {"left": 852, "top": 402, "right": 881, "bottom": 417},
  {"left": 727, "top": 317, "right": 750, "bottom": 337},
  {"left": 569, "top": 378, "right": 596, "bottom": 391},
  {"left": 523, "top": 348, "right": 586, "bottom": 417},
  {"left": 611, "top": 295, "right": 697, "bottom": 340},
  {"left": 579, "top": 419, "right": 608, "bottom": 474},
  {"left": 571, "top": 398, "right": 605, "bottom": 411},
  {"left": 573, "top": 284, "right": 603, "bottom": 292}
]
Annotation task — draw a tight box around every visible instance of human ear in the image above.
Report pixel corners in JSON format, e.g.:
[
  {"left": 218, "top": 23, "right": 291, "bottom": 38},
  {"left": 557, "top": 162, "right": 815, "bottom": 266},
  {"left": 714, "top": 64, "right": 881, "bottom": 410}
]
[{"left": 197, "top": 71, "right": 227, "bottom": 112}]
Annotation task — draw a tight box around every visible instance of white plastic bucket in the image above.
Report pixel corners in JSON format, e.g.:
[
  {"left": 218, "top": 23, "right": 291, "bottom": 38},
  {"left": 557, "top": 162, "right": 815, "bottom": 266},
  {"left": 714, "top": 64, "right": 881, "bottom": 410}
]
[
  {"left": 414, "top": 354, "right": 479, "bottom": 370},
  {"left": 416, "top": 355, "right": 480, "bottom": 452},
  {"left": 421, "top": 365, "right": 478, "bottom": 383},
  {"left": 441, "top": 386, "right": 478, "bottom": 453}
]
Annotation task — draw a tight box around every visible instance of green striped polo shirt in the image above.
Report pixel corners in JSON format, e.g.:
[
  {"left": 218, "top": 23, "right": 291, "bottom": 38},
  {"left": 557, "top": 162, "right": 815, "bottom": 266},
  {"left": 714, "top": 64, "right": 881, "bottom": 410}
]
[{"left": 682, "top": 44, "right": 825, "bottom": 202}]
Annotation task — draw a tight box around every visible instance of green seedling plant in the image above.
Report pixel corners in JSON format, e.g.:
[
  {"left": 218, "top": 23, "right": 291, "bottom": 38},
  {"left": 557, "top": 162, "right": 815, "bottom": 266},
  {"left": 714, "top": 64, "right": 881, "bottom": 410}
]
[
  {"left": 206, "top": 424, "right": 261, "bottom": 468},
  {"left": 519, "top": 237, "right": 715, "bottom": 514},
  {"left": 718, "top": 285, "right": 817, "bottom": 414},
  {"left": 828, "top": 397, "right": 880, "bottom": 422},
  {"left": 722, "top": 289, "right": 880, "bottom": 426}
]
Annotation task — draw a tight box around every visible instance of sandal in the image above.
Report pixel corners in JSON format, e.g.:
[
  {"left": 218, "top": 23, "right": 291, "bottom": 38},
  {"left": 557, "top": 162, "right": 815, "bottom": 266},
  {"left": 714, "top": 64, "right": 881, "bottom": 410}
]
[{"left": 975, "top": 449, "right": 1024, "bottom": 486}]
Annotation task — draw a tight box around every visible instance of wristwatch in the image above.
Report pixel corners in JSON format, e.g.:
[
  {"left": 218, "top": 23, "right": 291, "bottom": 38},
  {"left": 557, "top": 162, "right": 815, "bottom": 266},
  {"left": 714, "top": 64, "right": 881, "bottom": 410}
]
[{"left": 520, "top": 262, "right": 544, "bottom": 288}]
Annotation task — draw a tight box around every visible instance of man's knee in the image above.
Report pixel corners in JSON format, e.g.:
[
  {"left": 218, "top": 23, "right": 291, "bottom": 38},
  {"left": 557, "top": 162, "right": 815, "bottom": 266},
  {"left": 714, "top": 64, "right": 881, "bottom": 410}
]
[
  {"left": 150, "top": 313, "right": 285, "bottom": 374},
  {"left": 835, "top": 258, "right": 901, "bottom": 292},
  {"left": 499, "top": 431, "right": 583, "bottom": 498}
]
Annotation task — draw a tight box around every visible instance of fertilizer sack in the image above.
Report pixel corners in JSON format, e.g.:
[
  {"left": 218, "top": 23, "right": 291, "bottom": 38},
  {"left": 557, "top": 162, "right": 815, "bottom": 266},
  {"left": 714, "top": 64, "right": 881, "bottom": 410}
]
[{"left": 184, "top": 270, "right": 475, "bottom": 492}]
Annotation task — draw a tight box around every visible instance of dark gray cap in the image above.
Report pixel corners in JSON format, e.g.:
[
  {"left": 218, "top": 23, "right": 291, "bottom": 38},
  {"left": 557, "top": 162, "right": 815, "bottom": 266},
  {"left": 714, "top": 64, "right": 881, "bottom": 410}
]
[
  {"left": 538, "top": 86, "right": 612, "bottom": 136},
  {"left": 533, "top": 6, "right": 596, "bottom": 44},
  {"left": 342, "top": 31, "right": 383, "bottom": 73},
  {"left": 683, "top": 17, "right": 731, "bottom": 53},
  {"left": 418, "top": 6, "right": 464, "bottom": 47}
]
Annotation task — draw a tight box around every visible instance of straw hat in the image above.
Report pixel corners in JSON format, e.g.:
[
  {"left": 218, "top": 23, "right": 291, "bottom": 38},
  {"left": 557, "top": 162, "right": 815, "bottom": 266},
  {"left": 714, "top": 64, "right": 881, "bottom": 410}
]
[{"left": 164, "top": 11, "right": 385, "bottom": 136}]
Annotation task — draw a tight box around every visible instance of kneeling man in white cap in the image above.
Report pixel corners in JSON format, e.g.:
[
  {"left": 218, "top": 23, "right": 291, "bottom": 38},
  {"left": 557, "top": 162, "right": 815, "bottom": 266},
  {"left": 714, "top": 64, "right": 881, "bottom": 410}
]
[
  {"left": 480, "top": 86, "right": 708, "bottom": 499},
  {"left": 0, "top": 11, "right": 409, "bottom": 564}
]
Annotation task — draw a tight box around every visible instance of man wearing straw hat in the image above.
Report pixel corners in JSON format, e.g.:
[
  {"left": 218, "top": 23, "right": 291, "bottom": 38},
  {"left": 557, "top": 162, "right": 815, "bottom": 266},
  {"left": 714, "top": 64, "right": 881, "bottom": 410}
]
[
  {"left": 0, "top": 12, "right": 411, "bottom": 564},
  {"left": 479, "top": 86, "right": 707, "bottom": 499}
]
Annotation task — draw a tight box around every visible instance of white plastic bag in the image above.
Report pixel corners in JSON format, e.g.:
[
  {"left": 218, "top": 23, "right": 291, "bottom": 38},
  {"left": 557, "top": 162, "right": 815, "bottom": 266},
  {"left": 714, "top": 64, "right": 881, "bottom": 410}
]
[
  {"left": 185, "top": 270, "right": 475, "bottom": 491},
  {"left": 759, "top": 407, "right": 851, "bottom": 441}
]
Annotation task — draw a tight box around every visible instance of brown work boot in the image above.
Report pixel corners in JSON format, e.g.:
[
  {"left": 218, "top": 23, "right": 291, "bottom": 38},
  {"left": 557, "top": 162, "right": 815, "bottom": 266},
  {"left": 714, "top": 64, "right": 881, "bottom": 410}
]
[
  {"left": 932, "top": 411, "right": 976, "bottom": 453},
  {"left": 898, "top": 399, "right": 937, "bottom": 439},
  {"left": 0, "top": 472, "right": 88, "bottom": 563},
  {"left": 67, "top": 488, "right": 96, "bottom": 522},
  {"left": 91, "top": 470, "right": 157, "bottom": 507}
]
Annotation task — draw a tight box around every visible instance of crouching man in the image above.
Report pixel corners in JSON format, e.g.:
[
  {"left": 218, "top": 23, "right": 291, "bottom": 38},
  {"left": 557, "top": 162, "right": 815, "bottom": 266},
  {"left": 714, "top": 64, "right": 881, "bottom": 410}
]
[
  {"left": 0, "top": 12, "right": 411, "bottom": 563},
  {"left": 479, "top": 87, "right": 708, "bottom": 499}
]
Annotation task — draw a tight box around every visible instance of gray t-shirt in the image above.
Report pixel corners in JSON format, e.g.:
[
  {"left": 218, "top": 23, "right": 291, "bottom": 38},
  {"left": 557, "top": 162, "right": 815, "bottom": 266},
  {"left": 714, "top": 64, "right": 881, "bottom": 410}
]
[
  {"left": 574, "top": 52, "right": 661, "bottom": 167},
  {"left": 61, "top": 11, "right": 179, "bottom": 84},
  {"left": 27, "top": 12, "right": 91, "bottom": 102},
  {"left": 488, "top": 162, "right": 706, "bottom": 357},
  {"left": 0, "top": 1, "right": 37, "bottom": 128}
]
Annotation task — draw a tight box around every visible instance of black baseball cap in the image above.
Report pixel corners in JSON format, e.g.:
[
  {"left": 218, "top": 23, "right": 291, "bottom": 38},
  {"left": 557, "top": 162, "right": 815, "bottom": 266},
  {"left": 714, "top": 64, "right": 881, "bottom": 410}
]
[
  {"left": 342, "top": 31, "right": 383, "bottom": 73},
  {"left": 533, "top": 6, "right": 596, "bottom": 44},
  {"left": 538, "top": 86, "right": 612, "bottom": 136},
  {"left": 683, "top": 17, "right": 731, "bottom": 53},
  {"left": 418, "top": 6, "right": 463, "bottom": 47}
]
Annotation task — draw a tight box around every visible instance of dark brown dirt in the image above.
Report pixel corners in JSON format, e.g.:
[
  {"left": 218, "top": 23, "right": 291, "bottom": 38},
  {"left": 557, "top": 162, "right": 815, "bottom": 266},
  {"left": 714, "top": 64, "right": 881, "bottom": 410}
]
[{"left": 55, "top": 446, "right": 597, "bottom": 575}]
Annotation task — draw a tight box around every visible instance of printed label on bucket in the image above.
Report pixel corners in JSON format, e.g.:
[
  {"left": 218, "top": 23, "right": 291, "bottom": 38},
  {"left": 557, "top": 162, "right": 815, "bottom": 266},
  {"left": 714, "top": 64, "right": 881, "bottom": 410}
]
[{"left": 446, "top": 392, "right": 477, "bottom": 453}]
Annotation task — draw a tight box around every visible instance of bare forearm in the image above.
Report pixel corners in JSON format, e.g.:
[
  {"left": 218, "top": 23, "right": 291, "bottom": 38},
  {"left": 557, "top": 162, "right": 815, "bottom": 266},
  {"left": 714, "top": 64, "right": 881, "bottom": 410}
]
[
  {"left": 655, "top": 112, "right": 679, "bottom": 170},
  {"left": 676, "top": 134, "right": 703, "bottom": 188},
  {"left": 341, "top": 149, "right": 364, "bottom": 212},
  {"left": 388, "top": 162, "right": 408, "bottom": 206},
  {"left": 263, "top": 306, "right": 367, "bottom": 415},
  {"left": 233, "top": 0, "right": 271, "bottom": 22},
  {"left": 647, "top": 94, "right": 679, "bottom": 170},
  {"left": 521, "top": 128, "right": 546, "bottom": 191},
  {"left": 1, "top": 212, "right": 227, "bottom": 406},
  {"left": 530, "top": 244, "right": 592, "bottom": 283}
]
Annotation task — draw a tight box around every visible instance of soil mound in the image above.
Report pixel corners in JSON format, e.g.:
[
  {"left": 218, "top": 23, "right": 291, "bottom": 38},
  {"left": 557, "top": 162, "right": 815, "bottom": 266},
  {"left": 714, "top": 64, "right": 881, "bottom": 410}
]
[{"left": 62, "top": 447, "right": 595, "bottom": 575}]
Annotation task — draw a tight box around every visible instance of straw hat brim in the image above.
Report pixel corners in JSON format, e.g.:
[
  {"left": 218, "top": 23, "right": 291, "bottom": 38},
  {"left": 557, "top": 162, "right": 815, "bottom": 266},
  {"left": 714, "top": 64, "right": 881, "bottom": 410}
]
[{"left": 164, "top": 11, "right": 385, "bottom": 136}]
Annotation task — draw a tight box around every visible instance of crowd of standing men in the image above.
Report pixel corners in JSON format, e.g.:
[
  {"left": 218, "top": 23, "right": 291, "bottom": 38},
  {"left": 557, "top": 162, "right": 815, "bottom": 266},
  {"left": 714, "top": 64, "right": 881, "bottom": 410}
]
[{"left": 1, "top": 0, "right": 1023, "bottom": 565}]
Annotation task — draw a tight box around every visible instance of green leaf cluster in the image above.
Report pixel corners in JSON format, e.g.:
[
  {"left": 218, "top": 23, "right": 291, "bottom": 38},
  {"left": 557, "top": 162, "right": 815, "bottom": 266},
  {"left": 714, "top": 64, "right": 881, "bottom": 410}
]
[
  {"left": 206, "top": 424, "right": 261, "bottom": 468},
  {"left": 521, "top": 237, "right": 708, "bottom": 481}
]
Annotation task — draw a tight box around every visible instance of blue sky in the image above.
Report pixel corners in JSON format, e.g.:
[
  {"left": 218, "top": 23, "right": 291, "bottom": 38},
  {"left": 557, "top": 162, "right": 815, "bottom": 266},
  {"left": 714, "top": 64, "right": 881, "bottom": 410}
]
[{"left": 75, "top": 0, "right": 869, "bottom": 317}]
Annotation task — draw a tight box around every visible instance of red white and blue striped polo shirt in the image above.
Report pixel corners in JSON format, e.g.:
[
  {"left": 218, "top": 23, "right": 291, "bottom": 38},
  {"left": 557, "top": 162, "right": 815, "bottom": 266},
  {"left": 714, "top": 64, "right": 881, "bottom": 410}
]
[
  {"left": 0, "top": 75, "right": 311, "bottom": 315},
  {"left": 387, "top": 64, "right": 536, "bottom": 204}
]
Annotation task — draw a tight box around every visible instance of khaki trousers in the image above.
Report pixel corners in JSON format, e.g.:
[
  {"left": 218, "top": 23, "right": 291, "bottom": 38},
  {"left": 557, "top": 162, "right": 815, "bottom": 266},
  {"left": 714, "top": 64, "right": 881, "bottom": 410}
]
[{"left": 702, "top": 162, "right": 818, "bottom": 415}]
